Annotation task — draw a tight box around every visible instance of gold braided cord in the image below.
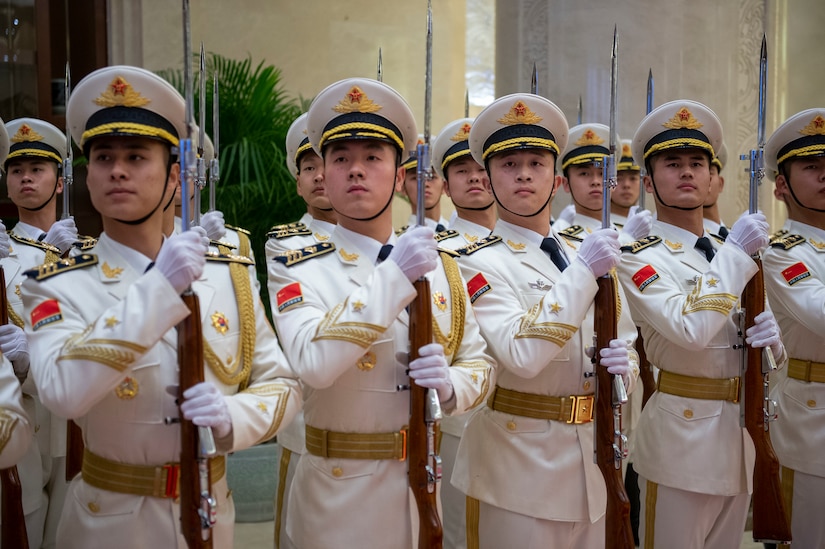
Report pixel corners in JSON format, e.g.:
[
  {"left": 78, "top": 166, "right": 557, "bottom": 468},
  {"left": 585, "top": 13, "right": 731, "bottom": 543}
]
[
  {"left": 482, "top": 137, "right": 560, "bottom": 160},
  {"left": 7, "top": 148, "right": 63, "bottom": 164},
  {"left": 452, "top": 360, "right": 491, "bottom": 409},
  {"left": 433, "top": 252, "right": 465, "bottom": 361},
  {"left": 8, "top": 305, "right": 24, "bottom": 329},
  {"left": 777, "top": 144, "right": 825, "bottom": 166},
  {"left": 644, "top": 138, "right": 713, "bottom": 159},
  {"left": 682, "top": 283, "right": 738, "bottom": 315},
  {"left": 515, "top": 298, "right": 578, "bottom": 345},
  {"left": 319, "top": 122, "right": 405, "bottom": 151},
  {"left": 312, "top": 300, "right": 385, "bottom": 348},
  {"left": 610, "top": 269, "right": 622, "bottom": 324},
  {"left": 237, "top": 231, "right": 252, "bottom": 259},
  {"left": 81, "top": 123, "right": 179, "bottom": 147},
  {"left": 44, "top": 250, "right": 61, "bottom": 264},
  {"left": 0, "top": 409, "right": 19, "bottom": 456}
]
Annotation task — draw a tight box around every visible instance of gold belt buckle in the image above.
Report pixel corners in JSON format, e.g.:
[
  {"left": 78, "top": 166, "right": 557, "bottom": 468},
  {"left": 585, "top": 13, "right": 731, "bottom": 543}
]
[
  {"left": 731, "top": 376, "right": 741, "bottom": 403},
  {"left": 567, "top": 395, "right": 594, "bottom": 424},
  {"left": 162, "top": 463, "right": 180, "bottom": 499},
  {"left": 398, "top": 428, "right": 408, "bottom": 462}
]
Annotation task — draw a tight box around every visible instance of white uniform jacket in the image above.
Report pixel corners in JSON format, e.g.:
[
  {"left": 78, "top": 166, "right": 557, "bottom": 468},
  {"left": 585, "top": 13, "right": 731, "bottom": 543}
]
[
  {"left": 763, "top": 220, "right": 825, "bottom": 477},
  {"left": 20, "top": 233, "right": 301, "bottom": 548},
  {"left": 452, "top": 220, "right": 638, "bottom": 523},
  {"left": 268, "top": 226, "right": 493, "bottom": 549},
  {"left": 616, "top": 220, "right": 762, "bottom": 496}
]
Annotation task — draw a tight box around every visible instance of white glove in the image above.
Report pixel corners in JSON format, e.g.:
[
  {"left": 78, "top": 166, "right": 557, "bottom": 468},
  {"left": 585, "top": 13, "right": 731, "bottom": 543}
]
[
  {"left": 198, "top": 210, "right": 226, "bottom": 242},
  {"left": 44, "top": 217, "right": 79, "bottom": 253},
  {"left": 746, "top": 311, "right": 784, "bottom": 361},
  {"left": 576, "top": 228, "right": 620, "bottom": 277},
  {"left": 180, "top": 381, "right": 232, "bottom": 439},
  {"left": 155, "top": 227, "right": 208, "bottom": 294},
  {"left": 558, "top": 203, "right": 576, "bottom": 225},
  {"left": 0, "top": 324, "right": 30, "bottom": 381},
  {"left": 0, "top": 221, "right": 9, "bottom": 259},
  {"left": 622, "top": 209, "right": 653, "bottom": 241},
  {"left": 599, "top": 338, "right": 631, "bottom": 389},
  {"left": 408, "top": 343, "right": 454, "bottom": 403},
  {"left": 727, "top": 211, "right": 769, "bottom": 256},
  {"left": 388, "top": 226, "right": 438, "bottom": 282}
]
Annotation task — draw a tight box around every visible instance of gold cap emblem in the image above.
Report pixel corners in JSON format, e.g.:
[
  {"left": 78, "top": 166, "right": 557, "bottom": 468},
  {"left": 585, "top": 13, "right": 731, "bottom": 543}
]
[
  {"left": 94, "top": 76, "right": 151, "bottom": 108},
  {"left": 497, "top": 101, "right": 543, "bottom": 125},
  {"left": 11, "top": 124, "right": 43, "bottom": 143},
  {"left": 574, "top": 129, "right": 604, "bottom": 146},
  {"left": 451, "top": 123, "right": 472, "bottom": 142},
  {"left": 662, "top": 107, "right": 703, "bottom": 130},
  {"left": 800, "top": 115, "right": 825, "bottom": 136},
  {"left": 332, "top": 85, "right": 382, "bottom": 114},
  {"left": 622, "top": 143, "right": 632, "bottom": 157}
]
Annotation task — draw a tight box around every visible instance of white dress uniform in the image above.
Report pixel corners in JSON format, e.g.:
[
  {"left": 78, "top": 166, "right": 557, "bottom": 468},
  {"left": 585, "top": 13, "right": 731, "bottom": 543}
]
[
  {"left": 763, "top": 221, "right": 825, "bottom": 547},
  {"left": 264, "top": 211, "right": 334, "bottom": 549},
  {"left": 21, "top": 233, "right": 301, "bottom": 548},
  {"left": 616, "top": 220, "right": 768, "bottom": 548},
  {"left": 268, "top": 225, "right": 493, "bottom": 549},
  {"left": 452, "top": 219, "right": 638, "bottom": 548}
]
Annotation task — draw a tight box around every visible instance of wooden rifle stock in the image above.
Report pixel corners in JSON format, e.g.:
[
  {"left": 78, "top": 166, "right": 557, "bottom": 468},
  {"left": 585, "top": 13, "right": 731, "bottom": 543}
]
[
  {"left": 177, "top": 290, "right": 213, "bottom": 549},
  {"left": 742, "top": 261, "right": 792, "bottom": 543},
  {"left": 594, "top": 275, "right": 634, "bottom": 549},
  {"left": 0, "top": 267, "right": 29, "bottom": 548},
  {"left": 407, "top": 277, "right": 443, "bottom": 548},
  {"left": 636, "top": 328, "right": 655, "bottom": 409}
]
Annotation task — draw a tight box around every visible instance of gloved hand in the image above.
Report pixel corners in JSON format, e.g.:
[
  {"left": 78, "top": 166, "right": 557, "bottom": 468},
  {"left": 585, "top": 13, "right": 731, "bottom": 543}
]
[
  {"left": 155, "top": 227, "right": 208, "bottom": 294},
  {"left": 388, "top": 226, "right": 438, "bottom": 282},
  {"left": 576, "top": 228, "right": 620, "bottom": 277},
  {"left": 599, "top": 338, "right": 631, "bottom": 390},
  {"left": 727, "top": 211, "right": 769, "bottom": 256},
  {"left": 408, "top": 343, "right": 454, "bottom": 404},
  {"left": 557, "top": 203, "right": 576, "bottom": 226},
  {"left": 44, "top": 217, "right": 79, "bottom": 253},
  {"left": 746, "top": 310, "right": 784, "bottom": 361},
  {"left": 0, "top": 221, "right": 9, "bottom": 259},
  {"left": 181, "top": 381, "right": 232, "bottom": 439},
  {"left": 622, "top": 208, "right": 653, "bottom": 241},
  {"left": 198, "top": 210, "right": 226, "bottom": 242},
  {"left": 0, "top": 324, "right": 30, "bottom": 381}
]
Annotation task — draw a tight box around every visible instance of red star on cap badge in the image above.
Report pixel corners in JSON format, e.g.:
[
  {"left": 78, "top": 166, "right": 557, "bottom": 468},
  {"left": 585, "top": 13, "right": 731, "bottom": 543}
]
[
  {"left": 348, "top": 87, "right": 363, "bottom": 103},
  {"left": 814, "top": 116, "right": 825, "bottom": 129},
  {"left": 20, "top": 125, "right": 31, "bottom": 135},
  {"left": 678, "top": 108, "right": 691, "bottom": 121},
  {"left": 461, "top": 123, "right": 472, "bottom": 135},
  {"left": 112, "top": 78, "right": 128, "bottom": 95},
  {"left": 514, "top": 102, "right": 527, "bottom": 116}
]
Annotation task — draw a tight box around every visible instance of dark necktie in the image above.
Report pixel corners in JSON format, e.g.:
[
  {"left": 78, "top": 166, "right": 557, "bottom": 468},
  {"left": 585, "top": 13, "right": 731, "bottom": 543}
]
[
  {"left": 37, "top": 233, "right": 47, "bottom": 242},
  {"left": 718, "top": 226, "right": 729, "bottom": 240},
  {"left": 540, "top": 237, "right": 568, "bottom": 272},
  {"left": 435, "top": 223, "right": 446, "bottom": 233},
  {"left": 377, "top": 244, "right": 394, "bottom": 263},
  {"left": 695, "top": 237, "right": 716, "bottom": 262}
]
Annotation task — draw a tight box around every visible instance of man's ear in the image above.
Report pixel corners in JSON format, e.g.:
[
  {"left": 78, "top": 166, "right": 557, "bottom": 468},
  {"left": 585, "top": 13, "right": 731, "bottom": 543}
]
[
  {"left": 774, "top": 174, "right": 788, "bottom": 202},
  {"left": 560, "top": 175, "right": 571, "bottom": 193},
  {"left": 395, "top": 166, "right": 407, "bottom": 193}
]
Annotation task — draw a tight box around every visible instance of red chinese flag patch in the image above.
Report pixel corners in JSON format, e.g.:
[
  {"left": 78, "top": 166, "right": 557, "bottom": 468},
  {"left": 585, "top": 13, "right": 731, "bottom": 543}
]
[
  {"left": 632, "top": 265, "right": 659, "bottom": 292},
  {"left": 276, "top": 282, "right": 303, "bottom": 313},
  {"left": 782, "top": 262, "right": 811, "bottom": 286},
  {"left": 467, "top": 273, "right": 492, "bottom": 304},
  {"left": 31, "top": 299, "right": 62, "bottom": 331}
]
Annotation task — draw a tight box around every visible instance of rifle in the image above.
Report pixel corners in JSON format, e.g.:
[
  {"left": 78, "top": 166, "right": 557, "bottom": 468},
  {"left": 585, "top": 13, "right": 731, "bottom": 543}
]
[
  {"left": 738, "top": 35, "right": 791, "bottom": 545},
  {"left": 0, "top": 267, "right": 29, "bottom": 549},
  {"left": 177, "top": 2, "right": 217, "bottom": 546},
  {"left": 406, "top": 2, "right": 443, "bottom": 547},
  {"left": 637, "top": 69, "right": 655, "bottom": 409},
  {"left": 593, "top": 27, "right": 634, "bottom": 549}
]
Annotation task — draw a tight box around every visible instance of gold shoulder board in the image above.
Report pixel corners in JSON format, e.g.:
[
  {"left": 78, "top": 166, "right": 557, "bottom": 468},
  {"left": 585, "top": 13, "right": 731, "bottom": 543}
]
[
  {"left": 24, "top": 253, "right": 99, "bottom": 281},
  {"left": 225, "top": 223, "right": 251, "bottom": 235},
  {"left": 769, "top": 228, "right": 789, "bottom": 243},
  {"left": 558, "top": 225, "right": 585, "bottom": 242},
  {"left": 770, "top": 234, "right": 805, "bottom": 250},
  {"left": 621, "top": 235, "right": 663, "bottom": 254},
  {"left": 273, "top": 242, "right": 336, "bottom": 267},
  {"left": 267, "top": 225, "right": 312, "bottom": 239},
  {"left": 72, "top": 236, "right": 98, "bottom": 251},
  {"left": 438, "top": 248, "right": 460, "bottom": 258},
  {"left": 210, "top": 239, "right": 237, "bottom": 250},
  {"left": 9, "top": 231, "right": 62, "bottom": 254},
  {"left": 710, "top": 233, "right": 726, "bottom": 245},
  {"left": 205, "top": 251, "right": 255, "bottom": 266},
  {"left": 435, "top": 229, "right": 459, "bottom": 242},
  {"left": 456, "top": 235, "right": 503, "bottom": 256},
  {"left": 395, "top": 225, "right": 409, "bottom": 237}
]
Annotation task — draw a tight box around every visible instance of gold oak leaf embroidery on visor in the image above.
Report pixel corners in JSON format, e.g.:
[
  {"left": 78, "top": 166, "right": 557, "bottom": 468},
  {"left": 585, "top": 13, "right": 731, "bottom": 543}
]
[
  {"left": 515, "top": 298, "right": 577, "bottom": 346},
  {"left": 682, "top": 282, "right": 738, "bottom": 315},
  {"left": 313, "top": 300, "right": 387, "bottom": 348},
  {"left": 242, "top": 384, "right": 291, "bottom": 443}
]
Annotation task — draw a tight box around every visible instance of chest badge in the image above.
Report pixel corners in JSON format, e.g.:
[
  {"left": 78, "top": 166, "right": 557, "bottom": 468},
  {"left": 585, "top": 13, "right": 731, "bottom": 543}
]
[
  {"left": 115, "top": 377, "right": 139, "bottom": 400},
  {"left": 211, "top": 311, "right": 229, "bottom": 334},
  {"left": 356, "top": 351, "right": 377, "bottom": 371},
  {"left": 432, "top": 292, "right": 448, "bottom": 312},
  {"left": 529, "top": 279, "right": 551, "bottom": 291}
]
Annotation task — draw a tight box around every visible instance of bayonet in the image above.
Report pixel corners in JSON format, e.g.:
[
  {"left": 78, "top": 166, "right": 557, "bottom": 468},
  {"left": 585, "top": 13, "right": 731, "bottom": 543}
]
[
  {"left": 530, "top": 62, "right": 538, "bottom": 95},
  {"left": 62, "top": 62, "right": 73, "bottom": 220},
  {"left": 577, "top": 94, "right": 583, "bottom": 125},
  {"left": 464, "top": 88, "right": 469, "bottom": 118},
  {"left": 195, "top": 42, "right": 206, "bottom": 225},
  {"left": 417, "top": 0, "right": 433, "bottom": 229},
  {"left": 377, "top": 48, "right": 383, "bottom": 82},
  {"left": 208, "top": 73, "right": 219, "bottom": 212},
  {"left": 639, "top": 69, "right": 653, "bottom": 210}
]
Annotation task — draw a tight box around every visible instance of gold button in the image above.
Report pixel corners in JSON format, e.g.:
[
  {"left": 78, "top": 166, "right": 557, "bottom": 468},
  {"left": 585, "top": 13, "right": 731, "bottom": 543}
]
[
  {"left": 683, "top": 409, "right": 694, "bottom": 419},
  {"left": 332, "top": 467, "right": 343, "bottom": 477},
  {"left": 583, "top": 380, "right": 591, "bottom": 390},
  {"left": 88, "top": 502, "right": 100, "bottom": 513},
  {"left": 808, "top": 400, "right": 817, "bottom": 408},
  {"left": 506, "top": 421, "right": 517, "bottom": 431}
]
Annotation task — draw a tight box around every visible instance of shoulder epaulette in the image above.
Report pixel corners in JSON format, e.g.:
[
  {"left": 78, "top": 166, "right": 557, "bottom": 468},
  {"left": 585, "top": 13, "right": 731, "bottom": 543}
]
[
  {"left": 205, "top": 251, "right": 255, "bottom": 266},
  {"left": 273, "top": 242, "right": 335, "bottom": 267},
  {"left": 621, "top": 235, "right": 663, "bottom": 254},
  {"left": 225, "top": 223, "right": 250, "bottom": 235},
  {"left": 455, "top": 235, "right": 503, "bottom": 256},
  {"left": 770, "top": 228, "right": 789, "bottom": 243},
  {"left": 558, "top": 225, "right": 585, "bottom": 242},
  {"left": 267, "top": 222, "right": 312, "bottom": 240},
  {"left": 9, "top": 231, "right": 61, "bottom": 254},
  {"left": 72, "top": 235, "right": 98, "bottom": 251},
  {"left": 434, "top": 229, "right": 459, "bottom": 242},
  {"left": 770, "top": 234, "right": 806, "bottom": 250},
  {"left": 438, "top": 248, "right": 460, "bottom": 258},
  {"left": 710, "top": 233, "right": 726, "bottom": 245},
  {"left": 395, "top": 225, "right": 409, "bottom": 237},
  {"left": 210, "top": 239, "right": 237, "bottom": 250},
  {"left": 23, "top": 253, "right": 98, "bottom": 281}
]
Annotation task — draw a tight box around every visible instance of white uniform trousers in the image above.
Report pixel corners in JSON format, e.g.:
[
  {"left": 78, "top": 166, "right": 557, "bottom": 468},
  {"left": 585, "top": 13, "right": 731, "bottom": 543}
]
[
  {"left": 440, "top": 432, "right": 465, "bottom": 549},
  {"left": 275, "top": 445, "right": 298, "bottom": 549},
  {"left": 783, "top": 467, "right": 825, "bottom": 549}
]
